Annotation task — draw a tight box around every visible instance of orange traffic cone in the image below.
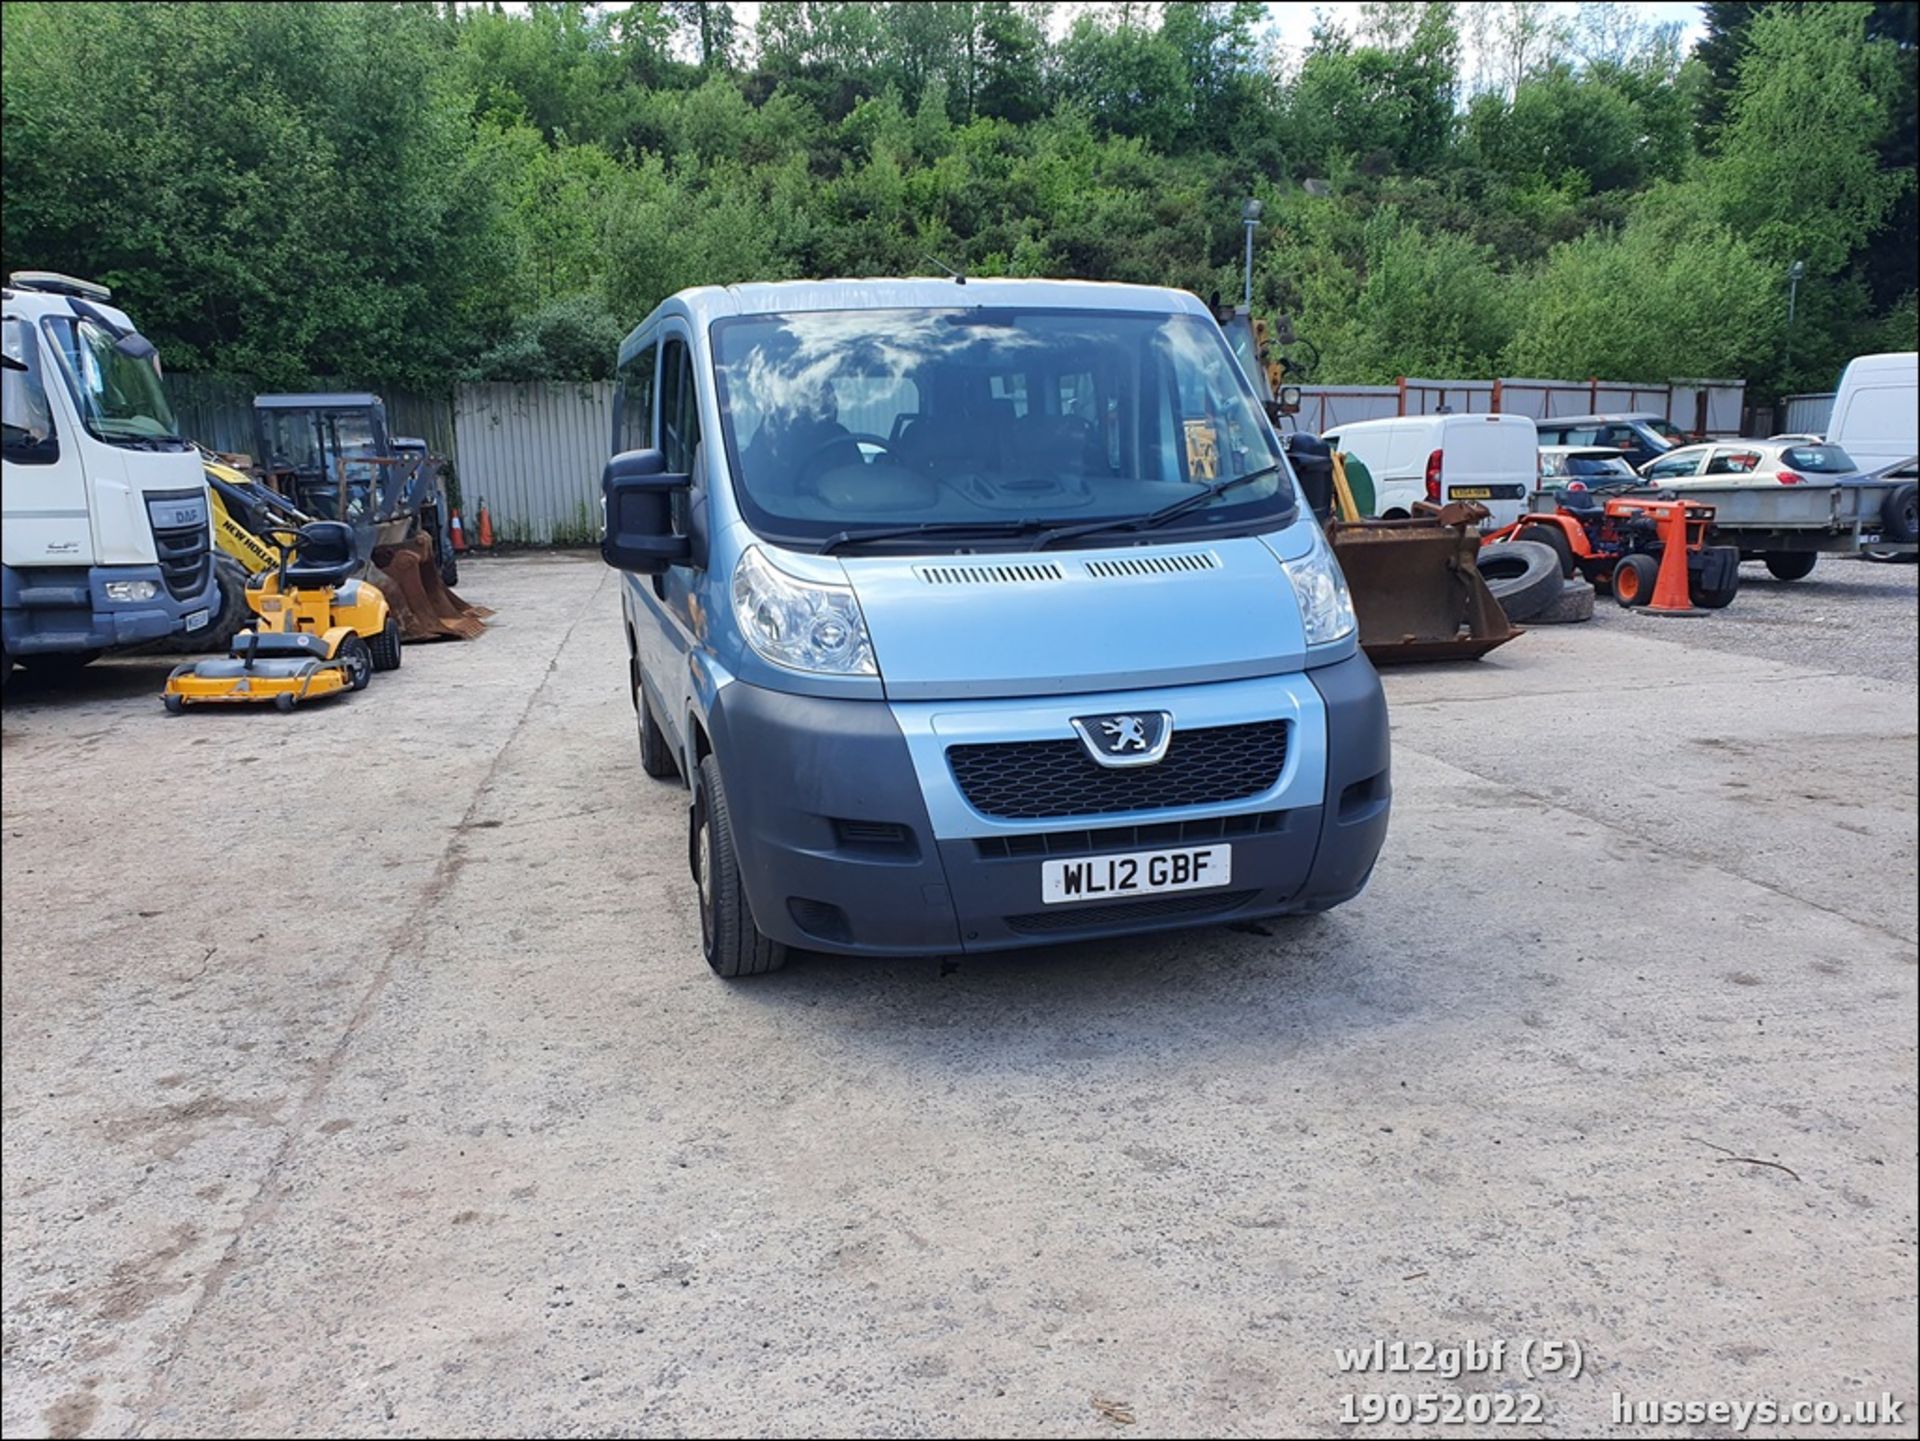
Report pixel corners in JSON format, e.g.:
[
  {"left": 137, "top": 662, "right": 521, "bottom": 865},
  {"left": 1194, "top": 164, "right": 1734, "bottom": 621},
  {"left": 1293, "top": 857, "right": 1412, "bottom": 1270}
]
[
  {"left": 476, "top": 500, "right": 494, "bottom": 551},
  {"left": 449, "top": 511, "right": 468, "bottom": 554},
  {"left": 1645, "top": 500, "right": 1699, "bottom": 616}
]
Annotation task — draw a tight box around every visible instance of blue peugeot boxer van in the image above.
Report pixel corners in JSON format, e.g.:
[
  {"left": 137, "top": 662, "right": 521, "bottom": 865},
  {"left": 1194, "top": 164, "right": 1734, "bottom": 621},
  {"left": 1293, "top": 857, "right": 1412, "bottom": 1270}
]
[{"left": 602, "top": 279, "right": 1389, "bottom": 976}]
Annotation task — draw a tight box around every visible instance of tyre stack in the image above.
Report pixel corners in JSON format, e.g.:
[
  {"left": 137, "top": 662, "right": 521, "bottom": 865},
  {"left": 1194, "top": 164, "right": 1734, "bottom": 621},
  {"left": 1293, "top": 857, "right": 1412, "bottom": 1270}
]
[{"left": 1476, "top": 539, "right": 1594, "bottom": 625}]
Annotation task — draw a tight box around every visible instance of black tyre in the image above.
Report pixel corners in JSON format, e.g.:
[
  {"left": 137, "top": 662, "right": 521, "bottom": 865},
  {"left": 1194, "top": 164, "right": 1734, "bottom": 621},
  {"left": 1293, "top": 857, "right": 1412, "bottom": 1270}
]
[
  {"left": 153, "top": 557, "right": 253, "bottom": 654},
  {"left": 163, "top": 692, "right": 185, "bottom": 715},
  {"left": 1690, "top": 575, "right": 1740, "bottom": 609},
  {"left": 1612, "top": 553, "right": 1660, "bottom": 607},
  {"left": 369, "top": 617, "right": 403, "bottom": 672},
  {"left": 1515, "top": 523, "right": 1576, "bottom": 578},
  {"left": 1477, "top": 539, "right": 1565, "bottom": 622},
  {"left": 1764, "top": 550, "right": 1818, "bottom": 581},
  {"left": 273, "top": 693, "right": 296, "bottom": 713},
  {"left": 1878, "top": 481, "right": 1919, "bottom": 545},
  {"left": 692, "top": 754, "right": 788, "bottom": 979},
  {"left": 440, "top": 552, "right": 459, "bottom": 588},
  {"left": 638, "top": 687, "right": 679, "bottom": 781},
  {"left": 1862, "top": 548, "right": 1918, "bottom": 564},
  {"left": 337, "top": 633, "right": 373, "bottom": 692}
]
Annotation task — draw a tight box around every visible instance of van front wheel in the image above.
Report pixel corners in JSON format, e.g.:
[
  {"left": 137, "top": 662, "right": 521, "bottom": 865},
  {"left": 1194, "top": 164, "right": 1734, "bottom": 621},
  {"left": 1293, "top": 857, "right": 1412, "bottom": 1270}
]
[{"left": 693, "top": 754, "right": 788, "bottom": 979}]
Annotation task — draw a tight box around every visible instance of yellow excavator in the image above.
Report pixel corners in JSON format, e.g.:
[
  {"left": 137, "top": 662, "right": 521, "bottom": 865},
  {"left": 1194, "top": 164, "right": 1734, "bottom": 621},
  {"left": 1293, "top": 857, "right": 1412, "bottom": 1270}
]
[
  {"left": 1215, "top": 305, "right": 1518, "bottom": 663},
  {"left": 171, "top": 437, "right": 487, "bottom": 653}
]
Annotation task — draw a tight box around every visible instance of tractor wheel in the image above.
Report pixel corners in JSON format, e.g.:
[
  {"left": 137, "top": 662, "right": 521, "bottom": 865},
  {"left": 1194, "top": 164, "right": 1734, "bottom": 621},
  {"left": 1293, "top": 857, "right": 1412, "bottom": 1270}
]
[
  {"left": 1612, "top": 553, "right": 1660, "bottom": 607},
  {"left": 369, "top": 617, "right": 403, "bottom": 672},
  {"left": 1515, "top": 523, "right": 1576, "bottom": 579},
  {"left": 1764, "top": 551, "right": 1818, "bottom": 581},
  {"left": 337, "top": 633, "right": 373, "bottom": 692},
  {"left": 1477, "top": 540, "right": 1564, "bottom": 622},
  {"left": 151, "top": 557, "right": 252, "bottom": 654}
]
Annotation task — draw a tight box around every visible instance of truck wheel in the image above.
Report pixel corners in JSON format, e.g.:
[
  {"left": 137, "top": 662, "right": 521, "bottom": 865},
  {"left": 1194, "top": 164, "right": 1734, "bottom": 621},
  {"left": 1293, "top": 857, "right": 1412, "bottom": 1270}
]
[
  {"left": 1477, "top": 540, "right": 1564, "bottom": 622},
  {"left": 692, "top": 754, "right": 788, "bottom": 979},
  {"left": 1612, "top": 553, "right": 1660, "bottom": 607},
  {"left": 1764, "top": 551, "right": 1818, "bottom": 581},
  {"left": 1880, "top": 483, "right": 1919, "bottom": 544},
  {"left": 1515, "top": 523, "right": 1576, "bottom": 578},
  {"left": 369, "top": 617, "right": 403, "bottom": 672}
]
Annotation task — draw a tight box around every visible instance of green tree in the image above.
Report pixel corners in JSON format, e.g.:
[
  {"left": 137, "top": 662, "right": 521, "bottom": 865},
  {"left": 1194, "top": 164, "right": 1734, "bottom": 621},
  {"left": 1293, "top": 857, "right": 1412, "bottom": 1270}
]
[{"left": 1708, "top": 1, "right": 1907, "bottom": 275}]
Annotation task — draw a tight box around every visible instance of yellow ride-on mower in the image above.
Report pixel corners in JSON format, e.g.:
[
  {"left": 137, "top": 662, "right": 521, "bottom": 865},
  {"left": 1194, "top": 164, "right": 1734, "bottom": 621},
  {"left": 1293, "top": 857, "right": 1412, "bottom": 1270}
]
[{"left": 162, "top": 523, "right": 401, "bottom": 713}]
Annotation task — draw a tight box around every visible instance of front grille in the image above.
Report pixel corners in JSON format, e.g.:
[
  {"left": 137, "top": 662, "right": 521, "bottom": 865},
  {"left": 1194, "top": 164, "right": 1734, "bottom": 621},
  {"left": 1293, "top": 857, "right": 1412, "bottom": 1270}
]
[
  {"left": 1004, "top": 889, "right": 1257, "bottom": 935},
  {"left": 949, "top": 721, "right": 1288, "bottom": 821},
  {"left": 148, "top": 492, "right": 212, "bottom": 602},
  {"left": 975, "top": 809, "right": 1290, "bottom": 859}
]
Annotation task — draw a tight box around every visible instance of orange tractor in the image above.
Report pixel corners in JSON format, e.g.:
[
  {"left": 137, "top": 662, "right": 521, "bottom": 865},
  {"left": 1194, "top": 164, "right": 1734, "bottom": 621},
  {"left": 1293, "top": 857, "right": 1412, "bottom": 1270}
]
[{"left": 1484, "top": 484, "right": 1743, "bottom": 610}]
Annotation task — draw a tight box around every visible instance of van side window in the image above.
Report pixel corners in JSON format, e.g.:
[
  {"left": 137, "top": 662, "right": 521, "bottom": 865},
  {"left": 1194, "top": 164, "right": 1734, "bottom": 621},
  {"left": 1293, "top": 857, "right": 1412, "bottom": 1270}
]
[
  {"left": 660, "top": 338, "right": 700, "bottom": 473},
  {"left": 618, "top": 342, "right": 658, "bottom": 455},
  {"left": 660, "top": 337, "right": 701, "bottom": 538},
  {"left": 2, "top": 316, "right": 60, "bottom": 465}
]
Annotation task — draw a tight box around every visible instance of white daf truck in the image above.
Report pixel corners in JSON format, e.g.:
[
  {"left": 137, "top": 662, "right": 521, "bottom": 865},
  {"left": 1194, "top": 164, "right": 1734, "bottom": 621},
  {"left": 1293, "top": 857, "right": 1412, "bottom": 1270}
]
[{"left": 3, "top": 273, "right": 217, "bottom": 687}]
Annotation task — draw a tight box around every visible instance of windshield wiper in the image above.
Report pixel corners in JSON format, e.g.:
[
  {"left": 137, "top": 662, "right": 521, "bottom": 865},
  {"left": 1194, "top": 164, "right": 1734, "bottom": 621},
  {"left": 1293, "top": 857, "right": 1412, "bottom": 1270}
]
[
  {"left": 1033, "top": 463, "right": 1284, "bottom": 550},
  {"left": 816, "top": 518, "right": 1075, "bottom": 554}
]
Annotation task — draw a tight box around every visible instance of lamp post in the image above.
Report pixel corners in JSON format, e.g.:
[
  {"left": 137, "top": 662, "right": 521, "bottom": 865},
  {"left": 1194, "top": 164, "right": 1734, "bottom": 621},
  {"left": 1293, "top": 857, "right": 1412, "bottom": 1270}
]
[
  {"left": 1784, "top": 259, "right": 1805, "bottom": 377},
  {"left": 1241, "top": 198, "right": 1263, "bottom": 311}
]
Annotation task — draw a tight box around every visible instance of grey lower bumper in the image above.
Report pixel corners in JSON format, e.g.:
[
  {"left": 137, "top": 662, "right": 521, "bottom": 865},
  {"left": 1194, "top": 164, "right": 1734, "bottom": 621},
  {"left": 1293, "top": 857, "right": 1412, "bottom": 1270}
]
[{"left": 707, "top": 653, "right": 1390, "bottom": 956}]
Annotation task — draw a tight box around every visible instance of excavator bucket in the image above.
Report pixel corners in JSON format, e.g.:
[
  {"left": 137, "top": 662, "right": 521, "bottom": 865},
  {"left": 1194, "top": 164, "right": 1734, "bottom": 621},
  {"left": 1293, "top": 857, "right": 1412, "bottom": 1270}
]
[
  {"left": 1330, "top": 503, "right": 1521, "bottom": 665},
  {"left": 369, "top": 535, "right": 492, "bottom": 642}
]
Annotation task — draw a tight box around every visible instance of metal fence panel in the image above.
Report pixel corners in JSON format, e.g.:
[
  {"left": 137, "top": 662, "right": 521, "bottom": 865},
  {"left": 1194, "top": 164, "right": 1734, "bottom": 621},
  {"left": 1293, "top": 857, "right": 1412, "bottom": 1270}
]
[
  {"left": 1782, "top": 392, "right": 1836, "bottom": 436},
  {"left": 452, "top": 381, "right": 615, "bottom": 545},
  {"left": 1293, "top": 386, "right": 1401, "bottom": 432},
  {"left": 166, "top": 374, "right": 257, "bottom": 453}
]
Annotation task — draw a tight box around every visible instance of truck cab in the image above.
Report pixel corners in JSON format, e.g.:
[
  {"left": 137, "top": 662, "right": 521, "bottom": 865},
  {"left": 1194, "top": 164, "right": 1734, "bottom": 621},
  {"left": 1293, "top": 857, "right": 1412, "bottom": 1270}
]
[
  {"left": 2, "top": 273, "right": 216, "bottom": 682},
  {"left": 602, "top": 279, "right": 1390, "bottom": 977}
]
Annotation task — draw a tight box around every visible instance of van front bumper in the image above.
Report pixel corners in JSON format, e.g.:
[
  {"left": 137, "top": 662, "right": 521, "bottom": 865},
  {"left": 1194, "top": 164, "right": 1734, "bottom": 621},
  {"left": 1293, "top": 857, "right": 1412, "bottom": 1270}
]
[{"left": 706, "top": 653, "right": 1390, "bottom": 956}]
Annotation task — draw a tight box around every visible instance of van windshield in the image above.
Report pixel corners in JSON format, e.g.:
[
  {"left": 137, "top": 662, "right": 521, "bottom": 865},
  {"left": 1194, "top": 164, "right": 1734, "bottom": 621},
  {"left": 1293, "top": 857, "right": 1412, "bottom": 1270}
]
[{"left": 710, "top": 307, "right": 1291, "bottom": 550}]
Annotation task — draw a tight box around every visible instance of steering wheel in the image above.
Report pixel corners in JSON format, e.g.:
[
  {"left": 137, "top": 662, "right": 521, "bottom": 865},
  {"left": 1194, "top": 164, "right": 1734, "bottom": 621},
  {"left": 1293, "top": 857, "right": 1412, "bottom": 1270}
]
[{"left": 796, "top": 431, "right": 895, "bottom": 485}]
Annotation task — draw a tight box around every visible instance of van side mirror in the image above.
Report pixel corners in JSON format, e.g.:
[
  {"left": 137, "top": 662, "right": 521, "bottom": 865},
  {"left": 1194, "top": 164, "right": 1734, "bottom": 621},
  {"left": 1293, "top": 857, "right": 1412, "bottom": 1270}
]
[{"left": 601, "top": 448, "right": 691, "bottom": 575}]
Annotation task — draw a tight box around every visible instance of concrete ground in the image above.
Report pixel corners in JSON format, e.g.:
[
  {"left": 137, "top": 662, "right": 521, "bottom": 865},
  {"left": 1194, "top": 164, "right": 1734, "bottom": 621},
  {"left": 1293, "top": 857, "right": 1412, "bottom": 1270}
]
[{"left": 3, "top": 552, "right": 1914, "bottom": 1440}]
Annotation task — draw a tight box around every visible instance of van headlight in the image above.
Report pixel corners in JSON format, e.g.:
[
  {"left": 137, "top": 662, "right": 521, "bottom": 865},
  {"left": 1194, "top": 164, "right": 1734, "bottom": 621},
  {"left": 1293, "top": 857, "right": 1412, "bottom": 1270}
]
[
  {"left": 731, "top": 545, "right": 877, "bottom": 676},
  {"left": 1282, "top": 526, "right": 1357, "bottom": 646}
]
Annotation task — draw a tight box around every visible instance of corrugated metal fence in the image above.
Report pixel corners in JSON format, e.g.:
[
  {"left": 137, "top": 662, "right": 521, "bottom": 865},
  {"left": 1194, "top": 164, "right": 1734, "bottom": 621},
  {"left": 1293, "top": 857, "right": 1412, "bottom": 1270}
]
[
  {"left": 169, "top": 374, "right": 455, "bottom": 461},
  {"left": 1781, "top": 392, "right": 1836, "bottom": 436},
  {"left": 451, "top": 382, "right": 615, "bottom": 545}
]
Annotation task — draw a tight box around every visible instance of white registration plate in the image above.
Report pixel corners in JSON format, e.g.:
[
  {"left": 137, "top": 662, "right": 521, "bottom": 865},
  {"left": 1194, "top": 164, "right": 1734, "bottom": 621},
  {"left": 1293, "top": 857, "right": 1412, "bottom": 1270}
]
[
  {"left": 1041, "top": 845, "right": 1232, "bottom": 906},
  {"left": 183, "top": 608, "right": 211, "bottom": 631}
]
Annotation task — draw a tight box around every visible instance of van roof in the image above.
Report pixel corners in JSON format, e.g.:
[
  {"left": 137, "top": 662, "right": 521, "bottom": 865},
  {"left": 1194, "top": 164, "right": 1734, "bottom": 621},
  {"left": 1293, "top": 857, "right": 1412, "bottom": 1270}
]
[
  {"left": 1329, "top": 412, "right": 1536, "bottom": 435},
  {"left": 1535, "top": 413, "right": 1668, "bottom": 428},
  {"left": 621, "top": 277, "right": 1211, "bottom": 362}
]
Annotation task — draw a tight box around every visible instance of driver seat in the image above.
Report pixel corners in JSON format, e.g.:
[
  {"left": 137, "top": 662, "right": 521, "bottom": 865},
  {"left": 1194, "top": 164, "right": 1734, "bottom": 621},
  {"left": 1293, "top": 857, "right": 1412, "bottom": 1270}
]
[{"left": 281, "top": 521, "right": 360, "bottom": 587}]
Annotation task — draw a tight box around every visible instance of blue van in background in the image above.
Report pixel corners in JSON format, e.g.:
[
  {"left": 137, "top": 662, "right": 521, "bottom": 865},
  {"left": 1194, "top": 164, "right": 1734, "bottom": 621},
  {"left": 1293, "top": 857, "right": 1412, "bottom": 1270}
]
[{"left": 602, "top": 279, "right": 1390, "bottom": 976}]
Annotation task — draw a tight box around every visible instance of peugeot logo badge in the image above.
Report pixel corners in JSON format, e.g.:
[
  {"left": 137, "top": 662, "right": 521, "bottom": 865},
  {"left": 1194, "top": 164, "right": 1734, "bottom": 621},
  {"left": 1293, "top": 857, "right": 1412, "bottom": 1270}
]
[{"left": 1071, "top": 711, "right": 1174, "bottom": 768}]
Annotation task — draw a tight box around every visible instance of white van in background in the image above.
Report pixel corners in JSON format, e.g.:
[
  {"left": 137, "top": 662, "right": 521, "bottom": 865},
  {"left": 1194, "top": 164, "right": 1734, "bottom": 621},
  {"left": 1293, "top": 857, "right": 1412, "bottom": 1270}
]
[
  {"left": 1825, "top": 352, "right": 1917, "bottom": 474},
  {"left": 1322, "top": 412, "right": 1539, "bottom": 528}
]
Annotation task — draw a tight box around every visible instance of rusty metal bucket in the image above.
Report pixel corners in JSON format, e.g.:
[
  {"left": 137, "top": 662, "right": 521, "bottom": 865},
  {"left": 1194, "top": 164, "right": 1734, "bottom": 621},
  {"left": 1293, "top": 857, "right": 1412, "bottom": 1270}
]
[
  {"left": 369, "top": 535, "right": 492, "bottom": 642},
  {"left": 1329, "top": 502, "right": 1520, "bottom": 665}
]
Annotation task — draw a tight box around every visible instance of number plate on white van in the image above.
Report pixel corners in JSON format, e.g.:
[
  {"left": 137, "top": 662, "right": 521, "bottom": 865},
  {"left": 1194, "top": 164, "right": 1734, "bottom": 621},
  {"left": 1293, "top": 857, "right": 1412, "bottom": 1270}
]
[{"left": 1041, "top": 845, "right": 1232, "bottom": 905}]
